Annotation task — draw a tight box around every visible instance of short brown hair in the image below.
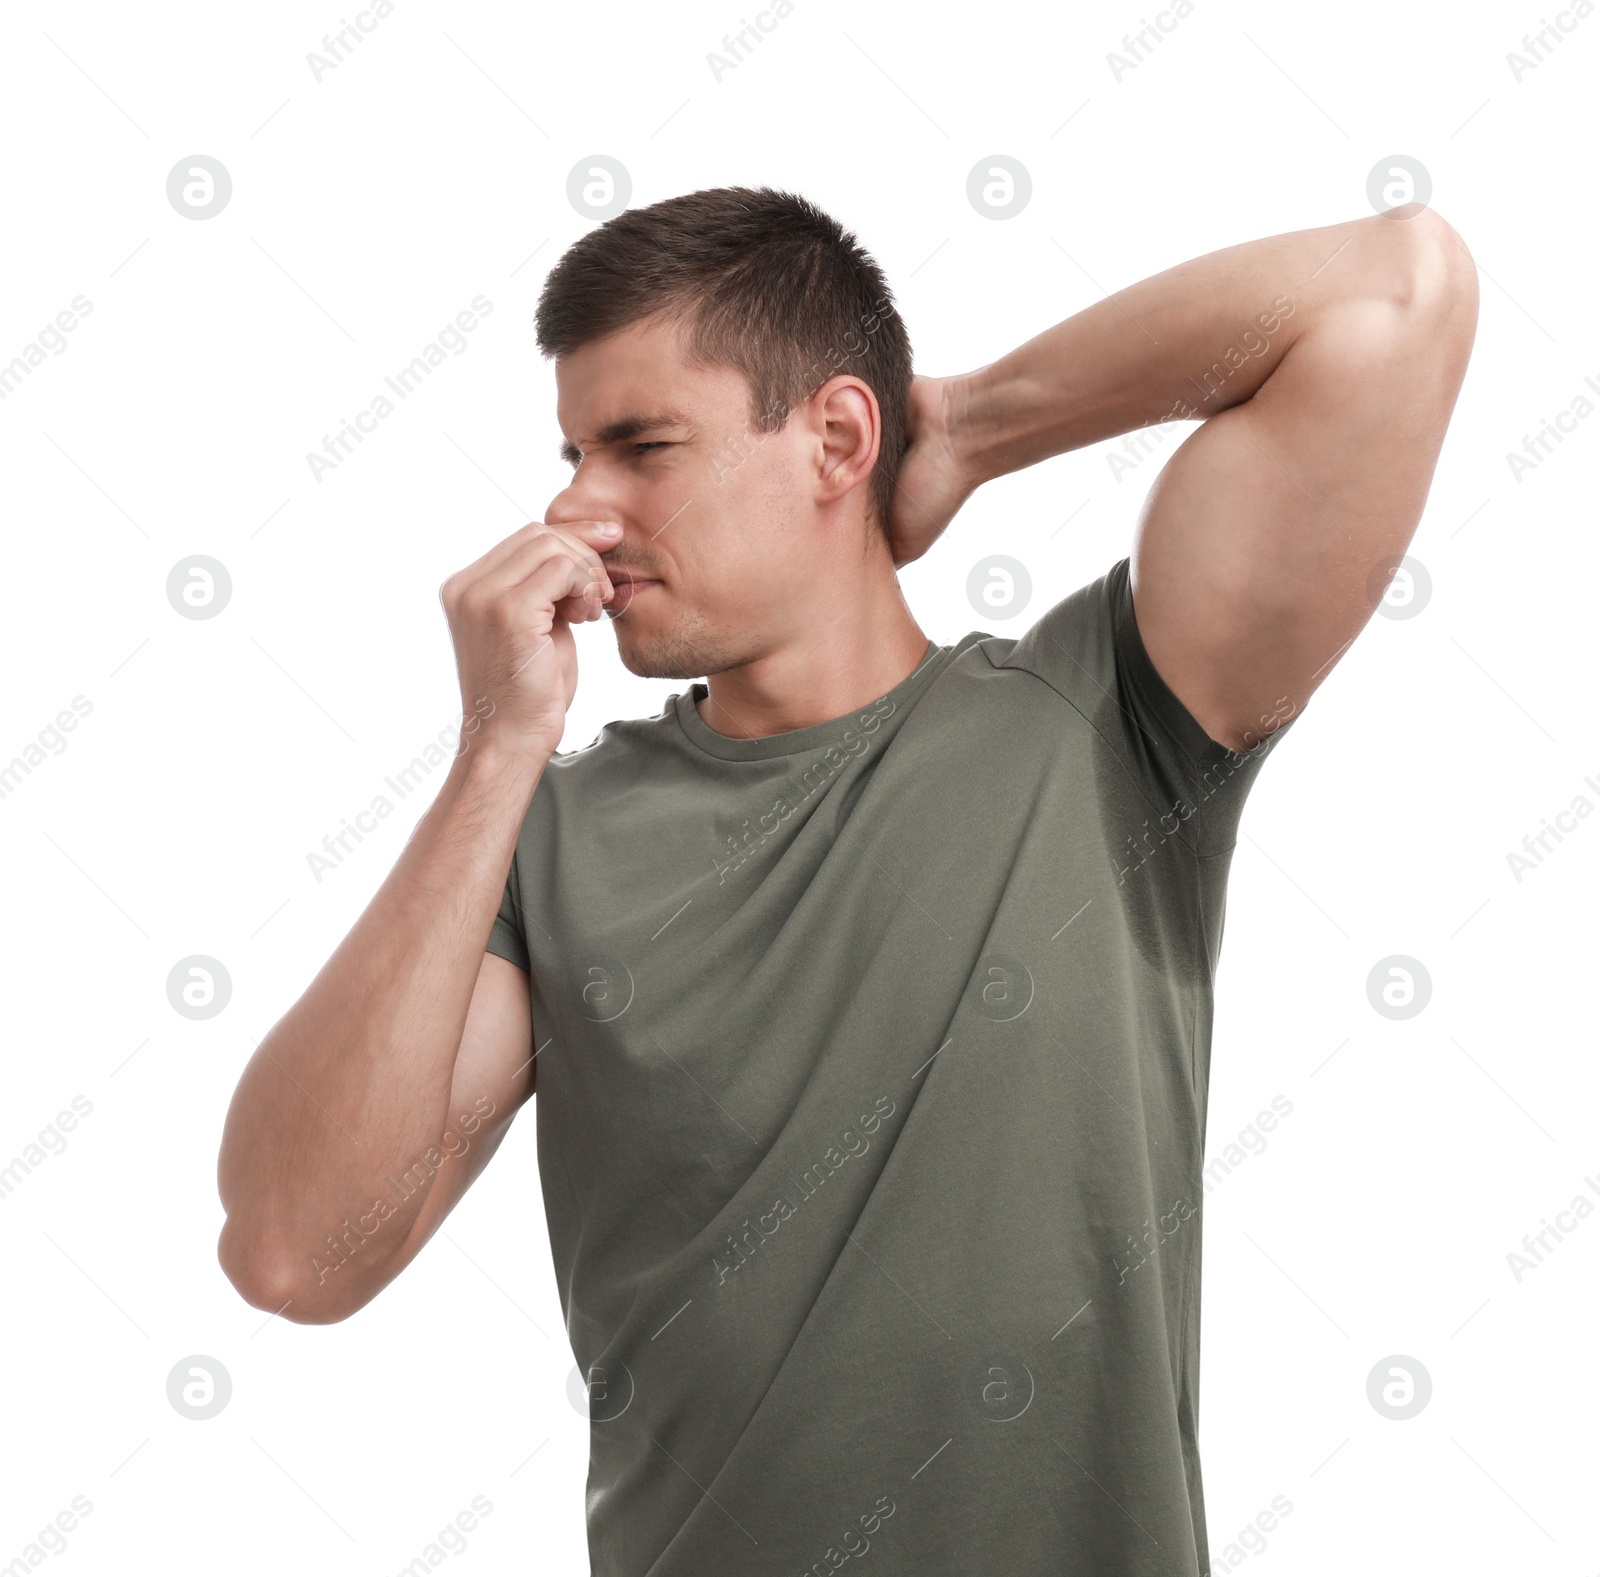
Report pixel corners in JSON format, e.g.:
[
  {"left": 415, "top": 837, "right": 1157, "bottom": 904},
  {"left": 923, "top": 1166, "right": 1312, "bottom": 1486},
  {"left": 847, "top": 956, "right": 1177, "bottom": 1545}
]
[{"left": 535, "top": 185, "right": 912, "bottom": 542}]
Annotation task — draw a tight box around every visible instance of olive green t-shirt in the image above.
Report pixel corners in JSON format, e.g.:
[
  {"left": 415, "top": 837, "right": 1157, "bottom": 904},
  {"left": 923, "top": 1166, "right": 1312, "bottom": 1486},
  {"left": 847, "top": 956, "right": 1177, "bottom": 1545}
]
[{"left": 486, "top": 556, "right": 1295, "bottom": 1575}]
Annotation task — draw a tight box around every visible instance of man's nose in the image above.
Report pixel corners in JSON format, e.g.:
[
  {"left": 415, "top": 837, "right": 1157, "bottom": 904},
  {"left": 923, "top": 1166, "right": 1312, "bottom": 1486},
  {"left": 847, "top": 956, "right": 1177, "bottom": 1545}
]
[{"left": 544, "top": 475, "right": 624, "bottom": 531}]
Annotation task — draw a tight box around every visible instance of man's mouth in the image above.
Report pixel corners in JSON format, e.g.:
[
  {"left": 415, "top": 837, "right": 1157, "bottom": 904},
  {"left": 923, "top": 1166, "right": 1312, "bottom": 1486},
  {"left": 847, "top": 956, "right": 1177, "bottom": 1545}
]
[{"left": 604, "top": 573, "right": 661, "bottom": 613}]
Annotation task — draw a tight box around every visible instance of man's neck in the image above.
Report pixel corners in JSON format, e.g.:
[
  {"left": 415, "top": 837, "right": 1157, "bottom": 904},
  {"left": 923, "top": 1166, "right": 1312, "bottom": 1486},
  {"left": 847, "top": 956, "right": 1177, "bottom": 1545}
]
[{"left": 694, "top": 582, "right": 930, "bottom": 741}]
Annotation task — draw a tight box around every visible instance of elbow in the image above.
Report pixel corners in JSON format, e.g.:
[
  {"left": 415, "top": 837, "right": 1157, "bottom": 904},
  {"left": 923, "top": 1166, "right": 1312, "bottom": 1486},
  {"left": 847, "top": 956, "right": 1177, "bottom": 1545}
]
[
  {"left": 1387, "top": 205, "right": 1479, "bottom": 339},
  {"left": 1345, "top": 206, "right": 1478, "bottom": 388},
  {"left": 217, "top": 1218, "right": 359, "bottom": 1326}
]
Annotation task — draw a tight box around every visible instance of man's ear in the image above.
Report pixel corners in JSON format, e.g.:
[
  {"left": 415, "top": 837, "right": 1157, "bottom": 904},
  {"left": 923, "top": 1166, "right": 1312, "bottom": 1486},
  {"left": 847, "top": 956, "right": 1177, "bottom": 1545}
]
[{"left": 813, "top": 376, "right": 881, "bottom": 507}]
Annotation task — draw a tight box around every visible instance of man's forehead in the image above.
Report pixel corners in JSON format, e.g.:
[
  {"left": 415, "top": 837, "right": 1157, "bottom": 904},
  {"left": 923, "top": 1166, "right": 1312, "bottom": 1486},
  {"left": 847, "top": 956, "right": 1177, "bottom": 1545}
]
[{"left": 555, "top": 331, "right": 747, "bottom": 437}]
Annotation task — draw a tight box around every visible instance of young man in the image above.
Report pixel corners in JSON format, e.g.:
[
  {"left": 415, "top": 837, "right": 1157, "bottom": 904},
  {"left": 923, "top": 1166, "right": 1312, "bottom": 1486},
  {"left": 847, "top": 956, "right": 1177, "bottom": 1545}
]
[{"left": 217, "top": 187, "right": 1476, "bottom": 1574}]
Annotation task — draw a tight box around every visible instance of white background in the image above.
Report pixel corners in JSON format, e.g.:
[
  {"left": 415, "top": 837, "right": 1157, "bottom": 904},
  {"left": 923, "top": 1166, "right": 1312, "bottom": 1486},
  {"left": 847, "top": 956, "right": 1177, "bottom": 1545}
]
[{"left": 1, "top": 0, "right": 1594, "bottom": 1571}]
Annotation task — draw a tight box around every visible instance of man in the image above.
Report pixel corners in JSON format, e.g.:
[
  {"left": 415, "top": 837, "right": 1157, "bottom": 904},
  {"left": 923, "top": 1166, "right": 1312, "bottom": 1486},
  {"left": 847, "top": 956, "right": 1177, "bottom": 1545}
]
[{"left": 217, "top": 186, "right": 1476, "bottom": 1574}]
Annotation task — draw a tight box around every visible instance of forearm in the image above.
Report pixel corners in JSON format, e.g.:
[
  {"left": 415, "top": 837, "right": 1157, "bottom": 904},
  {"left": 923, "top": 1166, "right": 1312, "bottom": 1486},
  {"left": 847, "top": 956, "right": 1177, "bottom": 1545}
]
[
  {"left": 216, "top": 739, "right": 543, "bottom": 1317},
  {"left": 952, "top": 209, "right": 1453, "bottom": 487}
]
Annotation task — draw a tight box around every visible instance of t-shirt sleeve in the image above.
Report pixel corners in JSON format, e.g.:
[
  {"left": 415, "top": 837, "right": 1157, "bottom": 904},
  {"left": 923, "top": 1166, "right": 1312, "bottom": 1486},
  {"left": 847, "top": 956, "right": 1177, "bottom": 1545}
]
[
  {"left": 997, "top": 555, "right": 1298, "bottom": 857},
  {"left": 485, "top": 849, "right": 531, "bottom": 972}
]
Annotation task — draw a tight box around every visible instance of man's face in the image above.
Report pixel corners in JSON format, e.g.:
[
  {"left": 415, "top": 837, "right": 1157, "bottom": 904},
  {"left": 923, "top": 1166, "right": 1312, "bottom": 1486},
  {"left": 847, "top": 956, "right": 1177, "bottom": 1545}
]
[{"left": 545, "top": 314, "right": 868, "bottom": 680}]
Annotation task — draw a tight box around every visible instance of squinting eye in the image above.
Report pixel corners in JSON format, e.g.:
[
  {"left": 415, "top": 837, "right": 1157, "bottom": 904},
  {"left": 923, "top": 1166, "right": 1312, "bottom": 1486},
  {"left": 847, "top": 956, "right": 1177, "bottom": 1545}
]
[{"left": 633, "top": 442, "right": 670, "bottom": 454}]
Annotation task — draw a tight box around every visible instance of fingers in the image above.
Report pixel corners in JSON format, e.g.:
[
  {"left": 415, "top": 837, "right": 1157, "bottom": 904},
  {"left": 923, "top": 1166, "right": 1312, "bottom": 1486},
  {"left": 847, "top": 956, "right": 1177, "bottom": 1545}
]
[
  {"left": 483, "top": 517, "right": 621, "bottom": 579},
  {"left": 466, "top": 535, "right": 610, "bottom": 636},
  {"left": 495, "top": 530, "right": 614, "bottom": 620},
  {"left": 441, "top": 519, "right": 620, "bottom": 619}
]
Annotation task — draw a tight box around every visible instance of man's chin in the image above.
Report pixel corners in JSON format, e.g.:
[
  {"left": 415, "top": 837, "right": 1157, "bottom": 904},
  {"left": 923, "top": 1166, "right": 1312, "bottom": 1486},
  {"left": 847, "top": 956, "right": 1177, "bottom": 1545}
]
[
  {"left": 611, "top": 616, "right": 743, "bottom": 682},
  {"left": 617, "top": 645, "right": 700, "bottom": 682},
  {"left": 612, "top": 626, "right": 703, "bottom": 682}
]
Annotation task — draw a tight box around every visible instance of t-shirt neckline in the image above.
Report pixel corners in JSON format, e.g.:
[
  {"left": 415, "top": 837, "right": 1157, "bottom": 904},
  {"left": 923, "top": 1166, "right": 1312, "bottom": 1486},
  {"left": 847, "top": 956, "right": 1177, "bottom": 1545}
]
[{"left": 672, "top": 637, "right": 968, "bottom": 761}]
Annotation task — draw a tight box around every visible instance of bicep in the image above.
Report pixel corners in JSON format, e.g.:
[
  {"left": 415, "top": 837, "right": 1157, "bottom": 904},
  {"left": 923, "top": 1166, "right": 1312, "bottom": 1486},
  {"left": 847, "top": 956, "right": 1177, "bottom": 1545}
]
[
  {"left": 1131, "top": 209, "right": 1478, "bottom": 751},
  {"left": 395, "top": 950, "right": 537, "bottom": 1257}
]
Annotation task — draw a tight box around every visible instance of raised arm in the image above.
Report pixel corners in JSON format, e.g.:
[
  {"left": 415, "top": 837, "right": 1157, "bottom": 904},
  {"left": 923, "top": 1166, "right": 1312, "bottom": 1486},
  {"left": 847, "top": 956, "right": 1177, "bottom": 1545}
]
[
  {"left": 891, "top": 206, "right": 1478, "bottom": 750},
  {"left": 215, "top": 518, "right": 618, "bottom": 1323}
]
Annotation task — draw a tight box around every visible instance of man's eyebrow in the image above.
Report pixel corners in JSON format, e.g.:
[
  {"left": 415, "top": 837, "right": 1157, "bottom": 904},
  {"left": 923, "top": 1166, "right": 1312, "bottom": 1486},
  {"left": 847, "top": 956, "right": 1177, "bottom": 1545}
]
[{"left": 559, "top": 409, "right": 691, "bottom": 466}]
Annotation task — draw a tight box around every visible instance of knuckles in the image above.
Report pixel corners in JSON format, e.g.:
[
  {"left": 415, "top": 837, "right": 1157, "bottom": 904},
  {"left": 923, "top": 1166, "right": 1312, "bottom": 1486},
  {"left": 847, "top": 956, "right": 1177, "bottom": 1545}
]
[{"left": 440, "top": 531, "right": 606, "bottom": 630}]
